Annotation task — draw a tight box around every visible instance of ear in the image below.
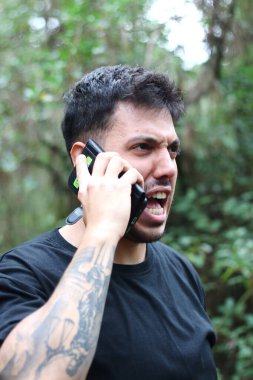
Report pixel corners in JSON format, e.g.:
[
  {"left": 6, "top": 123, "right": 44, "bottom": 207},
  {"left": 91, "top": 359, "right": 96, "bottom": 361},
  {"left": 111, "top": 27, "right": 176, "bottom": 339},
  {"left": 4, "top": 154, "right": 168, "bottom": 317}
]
[{"left": 70, "top": 141, "right": 86, "bottom": 166}]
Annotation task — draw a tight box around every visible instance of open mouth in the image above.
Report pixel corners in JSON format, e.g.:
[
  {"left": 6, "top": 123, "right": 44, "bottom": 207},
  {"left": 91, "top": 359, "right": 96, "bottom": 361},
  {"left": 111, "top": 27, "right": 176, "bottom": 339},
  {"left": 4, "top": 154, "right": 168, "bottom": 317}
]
[{"left": 146, "top": 192, "right": 167, "bottom": 215}]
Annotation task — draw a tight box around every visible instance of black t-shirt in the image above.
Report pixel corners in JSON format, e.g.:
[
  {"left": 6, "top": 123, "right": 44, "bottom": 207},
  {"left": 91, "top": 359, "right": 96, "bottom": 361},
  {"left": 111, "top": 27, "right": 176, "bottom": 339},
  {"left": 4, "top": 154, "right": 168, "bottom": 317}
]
[{"left": 0, "top": 229, "right": 217, "bottom": 379}]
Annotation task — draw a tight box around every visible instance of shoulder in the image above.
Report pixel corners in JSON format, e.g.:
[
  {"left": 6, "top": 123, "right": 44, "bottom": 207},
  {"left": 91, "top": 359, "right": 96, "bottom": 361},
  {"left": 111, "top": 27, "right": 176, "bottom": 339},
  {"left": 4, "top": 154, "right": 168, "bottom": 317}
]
[
  {"left": 0, "top": 228, "right": 73, "bottom": 264},
  {"left": 149, "top": 240, "right": 195, "bottom": 270},
  {"left": 149, "top": 241, "right": 206, "bottom": 306},
  {"left": 0, "top": 228, "right": 74, "bottom": 292}
]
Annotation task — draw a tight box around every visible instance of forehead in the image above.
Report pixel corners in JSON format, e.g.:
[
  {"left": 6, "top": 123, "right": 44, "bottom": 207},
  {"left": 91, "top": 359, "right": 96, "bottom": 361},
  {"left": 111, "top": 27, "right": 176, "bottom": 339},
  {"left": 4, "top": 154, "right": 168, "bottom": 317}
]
[{"left": 104, "top": 102, "right": 177, "bottom": 146}]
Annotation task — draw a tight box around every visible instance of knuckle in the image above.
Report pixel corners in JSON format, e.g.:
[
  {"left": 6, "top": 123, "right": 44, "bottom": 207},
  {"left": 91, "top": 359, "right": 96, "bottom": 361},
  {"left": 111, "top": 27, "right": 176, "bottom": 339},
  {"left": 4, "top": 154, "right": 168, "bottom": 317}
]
[
  {"left": 87, "top": 180, "right": 97, "bottom": 191},
  {"left": 78, "top": 188, "right": 86, "bottom": 199},
  {"left": 96, "top": 152, "right": 105, "bottom": 161},
  {"left": 104, "top": 151, "right": 119, "bottom": 158}
]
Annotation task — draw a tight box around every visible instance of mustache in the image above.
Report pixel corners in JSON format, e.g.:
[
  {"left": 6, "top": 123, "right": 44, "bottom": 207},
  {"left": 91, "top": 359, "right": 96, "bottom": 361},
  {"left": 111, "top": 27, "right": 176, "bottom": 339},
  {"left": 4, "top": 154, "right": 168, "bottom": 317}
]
[{"left": 144, "top": 179, "right": 171, "bottom": 193}]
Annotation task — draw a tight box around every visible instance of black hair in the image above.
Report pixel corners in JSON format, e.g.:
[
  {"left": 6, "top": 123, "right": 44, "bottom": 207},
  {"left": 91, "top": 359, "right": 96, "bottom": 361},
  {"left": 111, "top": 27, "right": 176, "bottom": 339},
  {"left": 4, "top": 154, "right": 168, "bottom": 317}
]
[{"left": 61, "top": 65, "right": 184, "bottom": 154}]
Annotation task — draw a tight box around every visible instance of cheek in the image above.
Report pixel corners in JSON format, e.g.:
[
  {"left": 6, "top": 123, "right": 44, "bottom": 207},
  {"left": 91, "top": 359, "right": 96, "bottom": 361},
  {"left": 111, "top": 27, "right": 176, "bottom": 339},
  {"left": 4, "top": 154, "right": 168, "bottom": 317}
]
[
  {"left": 123, "top": 156, "right": 149, "bottom": 178},
  {"left": 134, "top": 163, "right": 150, "bottom": 182}
]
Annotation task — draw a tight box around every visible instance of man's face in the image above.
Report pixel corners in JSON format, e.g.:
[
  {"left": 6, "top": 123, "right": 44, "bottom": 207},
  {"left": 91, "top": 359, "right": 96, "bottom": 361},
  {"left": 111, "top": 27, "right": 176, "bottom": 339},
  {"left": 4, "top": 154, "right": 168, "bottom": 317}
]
[{"left": 102, "top": 102, "right": 180, "bottom": 243}]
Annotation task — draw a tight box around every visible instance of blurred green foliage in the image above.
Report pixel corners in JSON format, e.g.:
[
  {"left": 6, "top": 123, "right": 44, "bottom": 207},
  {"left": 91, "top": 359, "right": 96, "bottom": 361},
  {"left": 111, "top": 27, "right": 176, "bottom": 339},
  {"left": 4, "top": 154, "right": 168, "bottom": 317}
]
[{"left": 0, "top": 0, "right": 252, "bottom": 378}]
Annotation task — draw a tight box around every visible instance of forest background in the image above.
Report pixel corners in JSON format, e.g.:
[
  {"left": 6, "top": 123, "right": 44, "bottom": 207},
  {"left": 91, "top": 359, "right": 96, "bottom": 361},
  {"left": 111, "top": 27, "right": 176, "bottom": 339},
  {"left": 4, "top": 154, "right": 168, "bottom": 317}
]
[{"left": 0, "top": 0, "right": 252, "bottom": 378}]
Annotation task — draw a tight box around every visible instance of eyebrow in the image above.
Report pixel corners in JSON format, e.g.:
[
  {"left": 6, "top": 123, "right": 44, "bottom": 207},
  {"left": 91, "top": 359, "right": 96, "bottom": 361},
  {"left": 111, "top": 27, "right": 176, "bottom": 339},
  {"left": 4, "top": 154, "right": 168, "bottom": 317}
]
[{"left": 128, "top": 135, "right": 181, "bottom": 147}]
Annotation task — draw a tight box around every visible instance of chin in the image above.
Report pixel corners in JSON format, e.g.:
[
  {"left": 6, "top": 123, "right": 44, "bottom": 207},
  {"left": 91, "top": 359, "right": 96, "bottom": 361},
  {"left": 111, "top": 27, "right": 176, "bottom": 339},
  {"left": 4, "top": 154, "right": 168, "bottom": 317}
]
[{"left": 125, "top": 223, "right": 166, "bottom": 243}]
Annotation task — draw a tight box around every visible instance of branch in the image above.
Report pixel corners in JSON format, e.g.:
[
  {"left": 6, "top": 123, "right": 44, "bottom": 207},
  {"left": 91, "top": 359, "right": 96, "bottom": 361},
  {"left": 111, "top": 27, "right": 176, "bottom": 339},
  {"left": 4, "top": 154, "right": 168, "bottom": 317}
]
[{"left": 186, "top": 0, "right": 236, "bottom": 105}]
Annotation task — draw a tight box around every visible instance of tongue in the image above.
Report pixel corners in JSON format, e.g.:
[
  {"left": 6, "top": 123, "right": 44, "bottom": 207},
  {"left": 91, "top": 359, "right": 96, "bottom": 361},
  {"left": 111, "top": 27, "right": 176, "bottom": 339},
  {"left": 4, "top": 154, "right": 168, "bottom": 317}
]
[{"left": 147, "top": 198, "right": 162, "bottom": 209}]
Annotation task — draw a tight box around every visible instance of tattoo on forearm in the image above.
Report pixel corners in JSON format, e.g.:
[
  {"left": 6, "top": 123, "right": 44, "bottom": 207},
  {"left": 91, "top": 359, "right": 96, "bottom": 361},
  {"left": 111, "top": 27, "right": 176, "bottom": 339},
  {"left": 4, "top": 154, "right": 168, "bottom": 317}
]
[{"left": 0, "top": 245, "right": 114, "bottom": 380}]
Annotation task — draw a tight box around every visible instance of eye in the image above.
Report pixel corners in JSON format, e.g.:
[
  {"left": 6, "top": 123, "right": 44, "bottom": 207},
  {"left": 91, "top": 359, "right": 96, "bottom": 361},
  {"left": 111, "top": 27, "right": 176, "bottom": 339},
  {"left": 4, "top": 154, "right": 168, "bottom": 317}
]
[
  {"left": 168, "top": 143, "right": 181, "bottom": 159},
  {"left": 134, "top": 143, "right": 152, "bottom": 151}
]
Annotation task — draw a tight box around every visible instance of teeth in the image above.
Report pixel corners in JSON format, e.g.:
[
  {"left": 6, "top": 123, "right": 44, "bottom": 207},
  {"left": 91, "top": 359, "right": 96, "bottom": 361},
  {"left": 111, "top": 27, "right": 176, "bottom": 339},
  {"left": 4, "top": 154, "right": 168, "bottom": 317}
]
[
  {"left": 151, "top": 192, "right": 166, "bottom": 200},
  {"left": 146, "top": 192, "right": 167, "bottom": 215},
  {"left": 147, "top": 208, "right": 163, "bottom": 215}
]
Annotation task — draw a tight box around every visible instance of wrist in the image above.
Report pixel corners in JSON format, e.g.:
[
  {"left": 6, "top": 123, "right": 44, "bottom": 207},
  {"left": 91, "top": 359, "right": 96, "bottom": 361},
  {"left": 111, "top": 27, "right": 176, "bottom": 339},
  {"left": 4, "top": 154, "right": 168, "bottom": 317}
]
[{"left": 79, "top": 223, "right": 121, "bottom": 249}]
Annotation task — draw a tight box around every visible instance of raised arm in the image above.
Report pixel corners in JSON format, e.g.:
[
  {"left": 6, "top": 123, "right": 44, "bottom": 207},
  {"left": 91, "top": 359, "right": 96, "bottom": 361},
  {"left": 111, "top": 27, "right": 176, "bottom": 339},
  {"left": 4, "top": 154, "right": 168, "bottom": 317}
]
[{"left": 0, "top": 153, "right": 143, "bottom": 380}]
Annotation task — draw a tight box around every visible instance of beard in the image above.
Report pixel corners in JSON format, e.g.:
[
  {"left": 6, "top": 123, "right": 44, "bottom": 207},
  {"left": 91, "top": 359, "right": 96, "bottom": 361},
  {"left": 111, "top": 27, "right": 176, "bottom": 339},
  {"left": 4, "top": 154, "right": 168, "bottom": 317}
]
[{"left": 124, "top": 220, "right": 166, "bottom": 243}]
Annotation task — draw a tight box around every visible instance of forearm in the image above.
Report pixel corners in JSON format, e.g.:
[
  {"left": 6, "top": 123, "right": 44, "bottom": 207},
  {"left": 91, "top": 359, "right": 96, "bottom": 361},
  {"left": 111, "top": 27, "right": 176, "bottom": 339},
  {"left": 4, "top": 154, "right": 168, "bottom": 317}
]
[{"left": 0, "top": 234, "right": 115, "bottom": 380}]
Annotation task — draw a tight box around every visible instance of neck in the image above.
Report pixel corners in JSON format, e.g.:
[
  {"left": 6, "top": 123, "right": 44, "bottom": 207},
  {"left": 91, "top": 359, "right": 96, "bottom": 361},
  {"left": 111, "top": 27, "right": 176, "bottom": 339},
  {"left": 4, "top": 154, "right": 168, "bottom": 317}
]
[{"left": 59, "top": 220, "right": 146, "bottom": 265}]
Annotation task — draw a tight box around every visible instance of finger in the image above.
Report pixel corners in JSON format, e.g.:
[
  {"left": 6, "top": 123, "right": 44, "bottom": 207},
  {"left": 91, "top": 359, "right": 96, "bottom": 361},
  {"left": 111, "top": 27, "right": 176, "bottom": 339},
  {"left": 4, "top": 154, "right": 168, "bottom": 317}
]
[
  {"left": 92, "top": 152, "right": 120, "bottom": 177},
  {"left": 120, "top": 168, "right": 144, "bottom": 189},
  {"left": 104, "top": 155, "right": 132, "bottom": 178},
  {"left": 75, "top": 154, "right": 90, "bottom": 191}
]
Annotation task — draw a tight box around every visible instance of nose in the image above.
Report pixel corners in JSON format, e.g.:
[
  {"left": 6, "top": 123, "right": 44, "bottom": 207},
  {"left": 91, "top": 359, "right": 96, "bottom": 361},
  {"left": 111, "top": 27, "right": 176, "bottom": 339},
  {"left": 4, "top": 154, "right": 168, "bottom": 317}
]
[{"left": 152, "top": 148, "right": 177, "bottom": 180}]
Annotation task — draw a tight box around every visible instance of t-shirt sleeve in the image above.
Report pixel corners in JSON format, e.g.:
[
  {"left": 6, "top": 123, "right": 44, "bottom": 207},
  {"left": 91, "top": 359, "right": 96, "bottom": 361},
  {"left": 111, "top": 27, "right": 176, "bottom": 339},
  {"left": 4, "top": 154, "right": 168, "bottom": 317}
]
[{"left": 0, "top": 250, "right": 49, "bottom": 345}]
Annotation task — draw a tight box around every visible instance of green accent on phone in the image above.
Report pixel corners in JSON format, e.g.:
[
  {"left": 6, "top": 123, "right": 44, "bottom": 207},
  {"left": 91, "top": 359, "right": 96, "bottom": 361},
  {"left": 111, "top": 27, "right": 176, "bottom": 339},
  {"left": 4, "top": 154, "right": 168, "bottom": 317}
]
[
  {"left": 73, "top": 155, "right": 93, "bottom": 189},
  {"left": 86, "top": 156, "right": 92, "bottom": 166},
  {"left": 73, "top": 178, "right": 79, "bottom": 189}
]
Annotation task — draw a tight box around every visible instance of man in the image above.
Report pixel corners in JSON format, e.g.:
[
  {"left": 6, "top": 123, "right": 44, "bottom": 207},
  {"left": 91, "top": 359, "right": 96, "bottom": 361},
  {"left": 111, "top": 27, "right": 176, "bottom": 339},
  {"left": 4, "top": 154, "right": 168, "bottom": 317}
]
[{"left": 0, "top": 65, "right": 217, "bottom": 379}]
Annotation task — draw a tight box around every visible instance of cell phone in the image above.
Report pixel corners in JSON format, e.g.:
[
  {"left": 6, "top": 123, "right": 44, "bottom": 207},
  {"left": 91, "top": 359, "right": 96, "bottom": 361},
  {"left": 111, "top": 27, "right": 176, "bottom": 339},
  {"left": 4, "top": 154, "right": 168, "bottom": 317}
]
[{"left": 68, "top": 139, "right": 147, "bottom": 234}]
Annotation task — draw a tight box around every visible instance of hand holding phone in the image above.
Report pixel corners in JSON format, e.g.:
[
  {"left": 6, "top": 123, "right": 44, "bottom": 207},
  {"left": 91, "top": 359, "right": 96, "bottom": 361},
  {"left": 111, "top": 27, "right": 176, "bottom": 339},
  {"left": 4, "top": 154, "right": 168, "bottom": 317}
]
[{"left": 68, "top": 139, "right": 147, "bottom": 235}]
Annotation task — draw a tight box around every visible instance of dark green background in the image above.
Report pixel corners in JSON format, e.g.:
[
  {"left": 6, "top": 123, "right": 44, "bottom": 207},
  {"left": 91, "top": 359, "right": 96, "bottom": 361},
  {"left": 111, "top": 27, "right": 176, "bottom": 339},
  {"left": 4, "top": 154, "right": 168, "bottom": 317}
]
[{"left": 0, "top": 1, "right": 252, "bottom": 378}]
